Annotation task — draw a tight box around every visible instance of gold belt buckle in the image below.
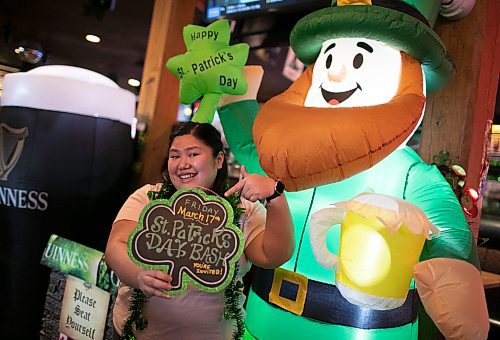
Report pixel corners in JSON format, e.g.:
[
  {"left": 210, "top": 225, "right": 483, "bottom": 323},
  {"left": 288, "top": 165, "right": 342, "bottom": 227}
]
[{"left": 269, "top": 268, "right": 308, "bottom": 315}]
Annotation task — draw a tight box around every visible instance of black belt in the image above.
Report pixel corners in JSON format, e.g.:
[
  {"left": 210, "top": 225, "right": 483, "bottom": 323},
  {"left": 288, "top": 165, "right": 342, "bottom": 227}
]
[{"left": 251, "top": 267, "right": 419, "bottom": 329}]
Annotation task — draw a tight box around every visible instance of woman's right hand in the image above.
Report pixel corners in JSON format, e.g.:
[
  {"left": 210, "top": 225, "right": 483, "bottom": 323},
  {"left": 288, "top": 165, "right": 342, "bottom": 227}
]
[
  {"left": 137, "top": 269, "right": 173, "bottom": 299},
  {"left": 224, "top": 165, "right": 276, "bottom": 202}
]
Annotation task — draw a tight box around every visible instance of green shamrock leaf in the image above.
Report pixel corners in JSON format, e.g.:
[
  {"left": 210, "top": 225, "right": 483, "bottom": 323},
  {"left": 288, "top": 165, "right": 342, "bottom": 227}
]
[{"left": 166, "top": 19, "right": 249, "bottom": 123}]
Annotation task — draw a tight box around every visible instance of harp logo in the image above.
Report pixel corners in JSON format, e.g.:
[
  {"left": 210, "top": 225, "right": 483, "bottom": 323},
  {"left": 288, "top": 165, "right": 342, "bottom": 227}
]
[{"left": 0, "top": 123, "right": 29, "bottom": 181}]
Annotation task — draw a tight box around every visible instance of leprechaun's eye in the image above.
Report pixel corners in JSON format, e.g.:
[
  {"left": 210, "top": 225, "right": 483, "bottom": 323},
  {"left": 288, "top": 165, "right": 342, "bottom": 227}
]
[
  {"left": 326, "top": 54, "right": 332, "bottom": 69},
  {"left": 353, "top": 53, "right": 363, "bottom": 69}
]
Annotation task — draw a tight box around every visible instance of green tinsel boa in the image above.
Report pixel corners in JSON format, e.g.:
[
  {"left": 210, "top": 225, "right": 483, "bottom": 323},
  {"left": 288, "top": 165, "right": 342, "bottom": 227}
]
[{"left": 120, "top": 177, "right": 245, "bottom": 339}]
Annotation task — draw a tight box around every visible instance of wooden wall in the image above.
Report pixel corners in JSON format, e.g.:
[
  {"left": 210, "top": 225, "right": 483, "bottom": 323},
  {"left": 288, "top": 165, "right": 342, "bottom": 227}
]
[{"left": 419, "top": 0, "right": 499, "bottom": 237}]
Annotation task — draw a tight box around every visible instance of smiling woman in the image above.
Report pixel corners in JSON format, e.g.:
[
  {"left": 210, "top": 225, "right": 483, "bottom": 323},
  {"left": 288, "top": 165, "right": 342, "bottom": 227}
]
[{"left": 105, "top": 121, "right": 294, "bottom": 339}]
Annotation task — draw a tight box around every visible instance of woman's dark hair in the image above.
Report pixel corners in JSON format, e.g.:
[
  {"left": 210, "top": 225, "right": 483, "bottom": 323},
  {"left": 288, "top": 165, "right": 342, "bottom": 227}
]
[{"left": 166, "top": 121, "right": 228, "bottom": 196}]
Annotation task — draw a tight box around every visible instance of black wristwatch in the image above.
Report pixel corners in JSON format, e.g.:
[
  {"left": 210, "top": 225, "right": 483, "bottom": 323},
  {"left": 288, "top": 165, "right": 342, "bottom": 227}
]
[{"left": 266, "top": 180, "right": 285, "bottom": 203}]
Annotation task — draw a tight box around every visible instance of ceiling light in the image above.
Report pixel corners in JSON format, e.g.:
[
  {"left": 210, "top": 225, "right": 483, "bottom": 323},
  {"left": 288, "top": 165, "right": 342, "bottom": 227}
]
[
  {"left": 128, "top": 78, "right": 140, "bottom": 87},
  {"left": 16, "top": 43, "right": 43, "bottom": 64},
  {"left": 85, "top": 34, "right": 101, "bottom": 43}
]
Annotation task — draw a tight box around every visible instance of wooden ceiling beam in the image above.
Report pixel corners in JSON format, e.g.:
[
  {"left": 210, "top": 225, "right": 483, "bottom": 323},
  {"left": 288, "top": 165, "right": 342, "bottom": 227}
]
[{"left": 137, "top": 0, "right": 196, "bottom": 185}]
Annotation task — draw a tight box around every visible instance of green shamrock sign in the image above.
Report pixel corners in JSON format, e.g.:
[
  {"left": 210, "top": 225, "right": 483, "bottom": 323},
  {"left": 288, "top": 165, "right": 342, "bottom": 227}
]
[
  {"left": 128, "top": 188, "right": 244, "bottom": 295},
  {"left": 166, "top": 19, "right": 249, "bottom": 123}
]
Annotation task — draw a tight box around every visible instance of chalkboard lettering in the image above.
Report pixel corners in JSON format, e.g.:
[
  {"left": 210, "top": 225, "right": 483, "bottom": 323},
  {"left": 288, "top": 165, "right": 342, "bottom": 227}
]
[{"left": 128, "top": 188, "right": 244, "bottom": 295}]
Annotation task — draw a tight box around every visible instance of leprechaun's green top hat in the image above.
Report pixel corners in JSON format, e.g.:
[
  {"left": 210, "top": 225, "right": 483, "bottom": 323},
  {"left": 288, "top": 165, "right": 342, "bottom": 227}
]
[{"left": 290, "top": 0, "right": 455, "bottom": 92}]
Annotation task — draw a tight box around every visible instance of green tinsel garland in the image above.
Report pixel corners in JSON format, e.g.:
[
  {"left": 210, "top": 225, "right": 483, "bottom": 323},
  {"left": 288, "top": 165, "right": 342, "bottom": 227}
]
[
  {"left": 120, "top": 289, "right": 149, "bottom": 340},
  {"left": 223, "top": 191, "right": 246, "bottom": 340},
  {"left": 120, "top": 177, "right": 246, "bottom": 339}
]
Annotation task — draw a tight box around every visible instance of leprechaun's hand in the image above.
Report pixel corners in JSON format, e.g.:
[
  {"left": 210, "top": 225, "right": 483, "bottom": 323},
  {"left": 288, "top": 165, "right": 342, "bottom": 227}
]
[
  {"left": 414, "top": 258, "right": 489, "bottom": 339},
  {"left": 166, "top": 20, "right": 249, "bottom": 123}
]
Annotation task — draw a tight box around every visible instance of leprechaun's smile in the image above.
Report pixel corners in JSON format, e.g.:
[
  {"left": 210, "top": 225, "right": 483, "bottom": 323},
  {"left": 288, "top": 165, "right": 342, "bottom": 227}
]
[{"left": 321, "top": 83, "right": 361, "bottom": 105}]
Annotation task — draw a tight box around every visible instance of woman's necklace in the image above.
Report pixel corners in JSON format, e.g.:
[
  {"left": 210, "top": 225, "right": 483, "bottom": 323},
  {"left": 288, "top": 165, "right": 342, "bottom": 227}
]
[{"left": 120, "top": 177, "right": 245, "bottom": 340}]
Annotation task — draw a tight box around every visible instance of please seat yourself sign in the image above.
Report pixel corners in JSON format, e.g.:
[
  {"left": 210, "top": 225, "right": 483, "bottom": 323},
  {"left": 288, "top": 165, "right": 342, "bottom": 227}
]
[{"left": 128, "top": 188, "right": 244, "bottom": 295}]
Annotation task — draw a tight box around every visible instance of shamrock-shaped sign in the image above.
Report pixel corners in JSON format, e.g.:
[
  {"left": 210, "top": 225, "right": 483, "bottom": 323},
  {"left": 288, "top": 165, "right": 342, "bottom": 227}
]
[
  {"left": 166, "top": 19, "right": 249, "bottom": 123},
  {"left": 128, "top": 188, "right": 244, "bottom": 295}
]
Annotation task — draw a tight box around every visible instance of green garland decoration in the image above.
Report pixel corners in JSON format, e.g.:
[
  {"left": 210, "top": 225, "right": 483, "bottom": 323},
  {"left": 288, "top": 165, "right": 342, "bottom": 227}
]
[
  {"left": 223, "top": 191, "right": 246, "bottom": 340},
  {"left": 223, "top": 265, "right": 245, "bottom": 339},
  {"left": 120, "top": 176, "right": 245, "bottom": 339},
  {"left": 120, "top": 289, "right": 149, "bottom": 340}
]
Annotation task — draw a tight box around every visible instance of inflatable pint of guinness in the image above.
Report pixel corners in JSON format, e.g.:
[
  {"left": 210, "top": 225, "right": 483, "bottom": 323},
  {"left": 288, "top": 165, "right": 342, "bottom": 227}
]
[{"left": 0, "top": 66, "right": 135, "bottom": 338}]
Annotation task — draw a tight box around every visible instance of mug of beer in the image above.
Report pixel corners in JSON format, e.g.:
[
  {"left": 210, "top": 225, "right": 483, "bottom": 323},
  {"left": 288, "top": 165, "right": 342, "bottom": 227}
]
[{"left": 310, "top": 193, "right": 439, "bottom": 310}]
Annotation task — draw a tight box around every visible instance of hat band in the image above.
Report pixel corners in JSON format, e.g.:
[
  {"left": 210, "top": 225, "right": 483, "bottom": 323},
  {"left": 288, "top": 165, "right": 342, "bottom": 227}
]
[{"left": 335, "top": 0, "right": 430, "bottom": 27}]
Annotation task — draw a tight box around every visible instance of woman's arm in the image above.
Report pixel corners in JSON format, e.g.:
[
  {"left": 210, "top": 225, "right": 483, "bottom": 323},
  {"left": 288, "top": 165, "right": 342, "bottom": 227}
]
[
  {"left": 225, "top": 166, "right": 294, "bottom": 268},
  {"left": 245, "top": 195, "right": 294, "bottom": 268},
  {"left": 105, "top": 219, "right": 173, "bottom": 298}
]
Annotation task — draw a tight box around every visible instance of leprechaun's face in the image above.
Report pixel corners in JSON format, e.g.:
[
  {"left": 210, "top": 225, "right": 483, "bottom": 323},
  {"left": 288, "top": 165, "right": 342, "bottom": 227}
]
[
  {"left": 254, "top": 41, "right": 426, "bottom": 191},
  {"left": 304, "top": 38, "right": 402, "bottom": 108}
]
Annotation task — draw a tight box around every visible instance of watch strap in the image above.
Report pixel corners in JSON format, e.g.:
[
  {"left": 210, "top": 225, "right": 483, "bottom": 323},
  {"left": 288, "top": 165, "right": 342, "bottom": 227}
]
[{"left": 266, "top": 181, "right": 285, "bottom": 203}]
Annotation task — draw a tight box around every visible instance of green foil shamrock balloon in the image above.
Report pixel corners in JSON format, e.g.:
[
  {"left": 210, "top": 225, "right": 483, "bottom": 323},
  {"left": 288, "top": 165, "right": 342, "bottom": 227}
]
[{"left": 166, "top": 19, "right": 249, "bottom": 123}]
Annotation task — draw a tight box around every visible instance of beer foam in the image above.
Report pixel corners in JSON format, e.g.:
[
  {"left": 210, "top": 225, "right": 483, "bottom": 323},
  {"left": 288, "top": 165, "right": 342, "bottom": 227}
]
[{"left": 336, "top": 193, "right": 440, "bottom": 240}]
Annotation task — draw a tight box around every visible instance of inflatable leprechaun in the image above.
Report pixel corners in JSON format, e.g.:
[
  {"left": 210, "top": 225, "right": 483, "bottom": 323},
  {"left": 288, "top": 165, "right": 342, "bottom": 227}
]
[{"left": 215, "top": 0, "right": 490, "bottom": 339}]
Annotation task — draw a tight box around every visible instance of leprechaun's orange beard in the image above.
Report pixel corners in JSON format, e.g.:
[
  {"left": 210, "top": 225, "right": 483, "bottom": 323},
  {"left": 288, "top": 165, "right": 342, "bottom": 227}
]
[{"left": 253, "top": 52, "right": 425, "bottom": 192}]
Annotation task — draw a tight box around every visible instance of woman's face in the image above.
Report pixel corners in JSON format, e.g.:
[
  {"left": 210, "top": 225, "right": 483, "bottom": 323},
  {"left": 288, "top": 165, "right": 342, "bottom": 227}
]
[{"left": 167, "top": 134, "right": 224, "bottom": 190}]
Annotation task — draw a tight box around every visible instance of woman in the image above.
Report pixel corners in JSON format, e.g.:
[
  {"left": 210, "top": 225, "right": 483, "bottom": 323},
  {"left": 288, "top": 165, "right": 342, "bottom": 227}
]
[{"left": 105, "top": 122, "right": 294, "bottom": 339}]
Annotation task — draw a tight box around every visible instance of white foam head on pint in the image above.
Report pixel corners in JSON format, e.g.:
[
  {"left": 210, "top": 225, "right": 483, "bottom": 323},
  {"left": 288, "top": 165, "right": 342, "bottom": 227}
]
[{"left": 0, "top": 65, "right": 135, "bottom": 126}]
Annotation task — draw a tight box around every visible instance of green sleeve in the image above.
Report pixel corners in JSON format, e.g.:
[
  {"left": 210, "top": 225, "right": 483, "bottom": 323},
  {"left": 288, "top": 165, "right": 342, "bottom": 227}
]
[
  {"left": 404, "top": 161, "right": 480, "bottom": 269},
  {"left": 217, "top": 100, "right": 265, "bottom": 175}
]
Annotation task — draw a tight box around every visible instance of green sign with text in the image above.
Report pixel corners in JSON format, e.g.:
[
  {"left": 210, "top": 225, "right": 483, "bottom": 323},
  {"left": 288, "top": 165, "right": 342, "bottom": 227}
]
[{"left": 41, "top": 234, "right": 119, "bottom": 294}]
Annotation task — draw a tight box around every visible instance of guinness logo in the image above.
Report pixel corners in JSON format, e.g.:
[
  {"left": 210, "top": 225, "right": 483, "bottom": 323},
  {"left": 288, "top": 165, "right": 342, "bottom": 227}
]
[{"left": 0, "top": 123, "right": 29, "bottom": 181}]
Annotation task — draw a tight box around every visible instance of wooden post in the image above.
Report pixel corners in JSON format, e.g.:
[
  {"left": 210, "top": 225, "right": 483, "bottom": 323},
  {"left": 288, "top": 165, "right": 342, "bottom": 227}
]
[
  {"left": 137, "top": 0, "right": 196, "bottom": 185},
  {"left": 419, "top": 0, "right": 499, "bottom": 237}
]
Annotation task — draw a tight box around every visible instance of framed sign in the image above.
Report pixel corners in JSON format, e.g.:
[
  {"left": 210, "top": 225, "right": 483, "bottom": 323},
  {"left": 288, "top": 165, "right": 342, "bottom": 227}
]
[
  {"left": 58, "top": 275, "right": 110, "bottom": 340},
  {"left": 128, "top": 188, "right": 244, "bottom": 295}
]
